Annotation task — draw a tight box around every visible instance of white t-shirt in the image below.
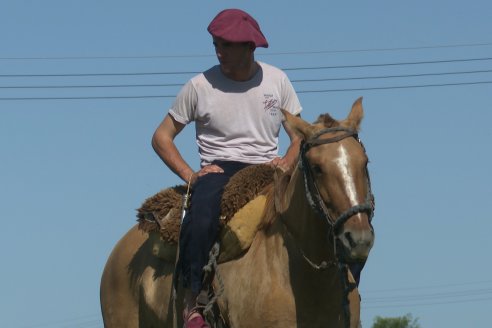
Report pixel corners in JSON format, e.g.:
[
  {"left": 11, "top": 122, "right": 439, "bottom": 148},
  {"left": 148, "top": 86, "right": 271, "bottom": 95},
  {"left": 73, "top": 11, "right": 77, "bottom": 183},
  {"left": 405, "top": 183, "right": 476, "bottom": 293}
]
[{"left": 169, "top": 61, "right": 302, "bottom": 166}]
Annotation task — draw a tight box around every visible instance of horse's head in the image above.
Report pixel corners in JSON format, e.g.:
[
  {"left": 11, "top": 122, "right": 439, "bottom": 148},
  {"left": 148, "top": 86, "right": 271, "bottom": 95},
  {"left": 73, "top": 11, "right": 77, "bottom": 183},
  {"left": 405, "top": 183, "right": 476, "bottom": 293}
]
[{"left": 282, "top": 98, "right": 375, "bottom": 263}]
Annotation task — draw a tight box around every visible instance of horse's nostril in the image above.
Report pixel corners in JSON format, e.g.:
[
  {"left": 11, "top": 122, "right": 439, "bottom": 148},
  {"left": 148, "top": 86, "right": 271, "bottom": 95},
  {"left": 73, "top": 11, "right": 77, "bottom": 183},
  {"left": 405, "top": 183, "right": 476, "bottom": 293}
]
[{"left": 344, "top": 232, "right": 356, "bottom": 248}]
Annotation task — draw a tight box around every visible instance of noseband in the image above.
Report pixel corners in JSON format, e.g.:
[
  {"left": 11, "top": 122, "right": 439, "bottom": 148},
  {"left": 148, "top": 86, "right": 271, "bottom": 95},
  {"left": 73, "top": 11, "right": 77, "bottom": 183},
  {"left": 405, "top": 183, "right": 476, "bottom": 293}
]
[{"left": 299, "top": 126, "right": 375, "bottom": 233}]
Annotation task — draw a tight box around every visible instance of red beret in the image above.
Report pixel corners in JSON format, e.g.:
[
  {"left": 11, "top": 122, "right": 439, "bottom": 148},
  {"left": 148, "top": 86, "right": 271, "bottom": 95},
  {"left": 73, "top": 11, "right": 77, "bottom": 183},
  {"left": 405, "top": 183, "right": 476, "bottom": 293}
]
[{"left": 207, "top": 9, "right": 269, "bottom": 48}]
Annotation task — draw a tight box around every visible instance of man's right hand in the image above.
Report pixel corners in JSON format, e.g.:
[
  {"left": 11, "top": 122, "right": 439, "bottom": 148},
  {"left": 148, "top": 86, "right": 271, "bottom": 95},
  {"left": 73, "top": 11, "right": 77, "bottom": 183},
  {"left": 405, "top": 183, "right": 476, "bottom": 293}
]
[{"left": 191, "top": 164, "right": 224, "bottom": 184}]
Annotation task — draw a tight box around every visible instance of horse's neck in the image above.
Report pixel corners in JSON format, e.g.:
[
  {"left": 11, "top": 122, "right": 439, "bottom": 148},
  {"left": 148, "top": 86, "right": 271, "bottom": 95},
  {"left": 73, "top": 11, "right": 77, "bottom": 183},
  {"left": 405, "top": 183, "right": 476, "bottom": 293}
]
[
  {"left": 260, "top": 168, "right": 349, "bottom": 326},
  {"left": 279, "top": 167, "right": 335, "bottom": 264}
]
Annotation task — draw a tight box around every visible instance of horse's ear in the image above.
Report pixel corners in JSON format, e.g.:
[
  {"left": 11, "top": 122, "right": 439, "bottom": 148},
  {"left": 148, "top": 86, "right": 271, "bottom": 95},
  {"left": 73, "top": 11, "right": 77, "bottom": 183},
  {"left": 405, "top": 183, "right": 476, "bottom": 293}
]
[
  {"left": 274, "top": 167, "right": 295, "bottom": 214},
  {"left": 343, "top": 97, "right": 364, "bottom": 131},
  {"left": 281, "top": 109, "right": 314, "bottom": 140}
]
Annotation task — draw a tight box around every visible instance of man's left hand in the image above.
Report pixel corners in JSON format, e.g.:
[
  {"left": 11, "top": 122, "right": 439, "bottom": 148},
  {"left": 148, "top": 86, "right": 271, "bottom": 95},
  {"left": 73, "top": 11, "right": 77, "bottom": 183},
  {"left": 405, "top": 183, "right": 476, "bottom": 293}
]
[{"left": 268, "top": 157, "right": 291, "bottom": 172}]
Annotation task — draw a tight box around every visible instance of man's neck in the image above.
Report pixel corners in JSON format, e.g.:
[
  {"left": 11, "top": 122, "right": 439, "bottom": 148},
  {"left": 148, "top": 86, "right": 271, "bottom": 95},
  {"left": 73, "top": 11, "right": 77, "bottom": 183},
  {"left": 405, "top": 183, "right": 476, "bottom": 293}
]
[{"left": 222, "top": 61, "right": 259, "bottom": 82}]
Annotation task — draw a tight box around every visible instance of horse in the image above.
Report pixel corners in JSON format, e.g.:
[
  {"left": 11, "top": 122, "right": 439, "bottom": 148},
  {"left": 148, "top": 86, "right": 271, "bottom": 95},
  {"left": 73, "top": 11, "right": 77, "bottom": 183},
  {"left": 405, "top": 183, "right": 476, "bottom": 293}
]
[{"left": 100, "top": 97, "right": 375, "bottom": 328}]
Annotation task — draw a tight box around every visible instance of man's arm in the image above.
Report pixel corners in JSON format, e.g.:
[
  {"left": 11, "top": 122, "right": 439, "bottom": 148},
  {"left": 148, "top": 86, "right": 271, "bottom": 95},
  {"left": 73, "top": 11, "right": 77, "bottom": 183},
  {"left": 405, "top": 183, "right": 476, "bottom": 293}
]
[
  {"left": 269, "top": 114, "right": 302, "bottom": 172},
  {"left": 152, "top": 114, "right": 224, "bottom": 184},
  {"left": 152, "top": 114, "right": 195, "bottom": 183}
]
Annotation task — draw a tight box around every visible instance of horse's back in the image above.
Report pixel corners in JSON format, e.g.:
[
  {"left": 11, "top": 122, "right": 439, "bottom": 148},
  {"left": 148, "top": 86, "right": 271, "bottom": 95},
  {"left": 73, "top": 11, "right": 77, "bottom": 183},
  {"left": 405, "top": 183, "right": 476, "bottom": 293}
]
[{"left": 100, "top": 224, "right": 176, "bottom": 327}]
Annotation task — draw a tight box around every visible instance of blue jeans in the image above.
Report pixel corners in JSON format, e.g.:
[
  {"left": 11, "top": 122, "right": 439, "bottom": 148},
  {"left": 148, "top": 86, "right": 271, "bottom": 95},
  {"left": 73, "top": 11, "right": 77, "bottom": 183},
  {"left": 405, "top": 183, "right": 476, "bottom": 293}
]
[{"left": 179, "top": 161, "right": 251, "bottom": 294}]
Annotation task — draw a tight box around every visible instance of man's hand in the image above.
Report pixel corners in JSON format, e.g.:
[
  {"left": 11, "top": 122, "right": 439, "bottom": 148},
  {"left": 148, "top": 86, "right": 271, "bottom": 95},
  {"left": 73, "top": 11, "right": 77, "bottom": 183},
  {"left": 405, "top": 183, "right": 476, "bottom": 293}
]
[
  {"left": 268, "top": 156, "right": 292, "bottom": 172},
  {"left": 191, "top": 164, "right": 224, "bottom": 184}
]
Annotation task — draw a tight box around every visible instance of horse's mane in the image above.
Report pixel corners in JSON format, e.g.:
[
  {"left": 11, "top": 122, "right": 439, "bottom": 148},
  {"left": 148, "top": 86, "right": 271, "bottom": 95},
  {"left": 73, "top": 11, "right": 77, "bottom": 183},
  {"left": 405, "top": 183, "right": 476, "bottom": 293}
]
[
  {"left": 260, "top": 166, "right": 297, "bottom": 229},
  {"left": 259, "top": 177, "right": 282, "bottom": 228}
]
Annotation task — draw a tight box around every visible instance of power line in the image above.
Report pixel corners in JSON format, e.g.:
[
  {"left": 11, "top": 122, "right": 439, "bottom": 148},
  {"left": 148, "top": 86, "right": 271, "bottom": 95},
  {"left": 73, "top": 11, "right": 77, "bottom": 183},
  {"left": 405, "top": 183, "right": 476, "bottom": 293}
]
[
  {"left": 260, "top": 42, "right": 492, "bottom": 56},
  {"left": 0, "top": 95, "right": 168, "bottom": 101},
  {"left": 291, "top": 69, "right": 492, "bottom": 83},
  {"left": 364, "top": 296, "right": 492, "bottom": 309},
  {"left": 1, "top": 81, "right": 491, "bottom": 101},
  {"left": 283, "top": 57, "right": 492, "bottom": 71},
  {"left": 362, "top": 280, "right": 492, "bottom": 309},
  {"left": 0, "top": 83, "right": 184, "bottom": 89},
  {"left": 1, "top": 56, "right": 491, "bottom": 78},
  {"left": 365, "top": 288, "right": 492, "bottom": 303},
  {"left": 16, "top": 314, "right": 101, "bottom": 328},
  {"left": 14, "top": 282, "right": 492, "bottom": 326},
  {"left": 1, "top": 69, "right": 490, "bottom": 89},
  {"left": 362, "top": 279, "right": 492, "bottom": 294},
  {"left": 296, "top": 81, "right": 492, "bottom": 93},
  {"left": 0, "top": 71, "right": 198, "bottom": 78},
  {"left": 1, "top": 41, "right": 491, "bottom": 60}
]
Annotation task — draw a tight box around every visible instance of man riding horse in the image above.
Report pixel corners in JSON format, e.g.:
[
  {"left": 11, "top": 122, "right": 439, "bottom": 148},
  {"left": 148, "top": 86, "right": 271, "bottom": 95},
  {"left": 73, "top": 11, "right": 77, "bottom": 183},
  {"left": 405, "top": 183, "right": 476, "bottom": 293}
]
[{"left": 151, "top": 9, "right": 303, "bottom": 327}]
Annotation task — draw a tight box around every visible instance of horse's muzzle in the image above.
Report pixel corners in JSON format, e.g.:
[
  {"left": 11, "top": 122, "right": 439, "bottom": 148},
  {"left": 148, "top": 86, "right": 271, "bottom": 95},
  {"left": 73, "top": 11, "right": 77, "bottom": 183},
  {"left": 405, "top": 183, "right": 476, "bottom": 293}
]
[{"left": 336, "top": 223, "right": 374, "bottom": 262}]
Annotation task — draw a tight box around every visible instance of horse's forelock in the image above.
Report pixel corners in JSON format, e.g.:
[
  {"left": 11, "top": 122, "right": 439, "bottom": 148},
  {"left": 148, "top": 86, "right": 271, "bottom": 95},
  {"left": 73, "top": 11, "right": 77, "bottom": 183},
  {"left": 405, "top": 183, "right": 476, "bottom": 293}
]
[{"left": 314, "top": 114, "right": 339, "bottom": 128}]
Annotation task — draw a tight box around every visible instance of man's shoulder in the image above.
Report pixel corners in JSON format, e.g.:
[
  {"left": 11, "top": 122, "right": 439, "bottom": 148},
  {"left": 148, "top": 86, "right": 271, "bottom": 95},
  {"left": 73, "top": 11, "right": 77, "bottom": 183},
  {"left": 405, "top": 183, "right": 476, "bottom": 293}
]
[
  {"left": 187, "top": 65, "right": 219, "bottom": 83},
  {"left": 200, "top": 65, "right": 221, "bottom": 79},
  {"left": 202, "top": 65, "right": 221, "bottom": 75},
  {"left": 192, "top": 65, "right": 223, "bottom": 87},
  {"left": 258, "top": 61, "right": 287, "bottom": 79}
]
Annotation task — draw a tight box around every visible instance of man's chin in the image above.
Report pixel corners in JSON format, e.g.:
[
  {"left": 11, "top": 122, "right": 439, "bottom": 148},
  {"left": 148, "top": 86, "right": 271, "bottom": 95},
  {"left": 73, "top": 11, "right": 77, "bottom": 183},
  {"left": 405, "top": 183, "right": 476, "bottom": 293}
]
[{"left": 219, "top": 64, "right": 232, "bottom": 73}]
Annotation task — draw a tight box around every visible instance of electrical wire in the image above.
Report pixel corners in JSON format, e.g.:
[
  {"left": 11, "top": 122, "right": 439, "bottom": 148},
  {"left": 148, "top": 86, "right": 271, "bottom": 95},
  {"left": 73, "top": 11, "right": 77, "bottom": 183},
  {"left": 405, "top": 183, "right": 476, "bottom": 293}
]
[
  {"left": 1, "top": 69, "right": 491, "bottom": 89},
  {"left": 365, "top": 288, "right": 492, "bottom": 303},
  {"left": 16, "top": 314, "right": 102, "bottom": 328},
  {"left": 361, "top": 279, "right": 492, "bottom": 294},
  {"left": 1, "top": 56, "right": 491, "bottom": 78},
  {"left": 16, "top": 281, "right": 492, "bottom": 326},
  {"left": 362, "top": 280, "right": 492, "bottom": 309},
  {"left": 295, "top": 81, "right": 492, "bottom": 93},
  {"left": 282, "top": 57, "right": 492, "bottom": 71},
  {"left": 0, "top": 41, "right": 491, "bottom": 60},
  {"left": 364, "top": 296, "right": 492, "bottom": 309},
  {"left": 1, "top": 81, "right": 491, "bottom": 100}
]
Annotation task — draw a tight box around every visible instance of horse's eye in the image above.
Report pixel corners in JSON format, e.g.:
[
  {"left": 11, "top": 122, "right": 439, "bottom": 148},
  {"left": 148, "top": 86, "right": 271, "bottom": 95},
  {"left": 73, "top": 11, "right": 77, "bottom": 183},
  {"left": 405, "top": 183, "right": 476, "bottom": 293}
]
[{"left": 311, "top": 165, "right": 322, "bottom": 175}]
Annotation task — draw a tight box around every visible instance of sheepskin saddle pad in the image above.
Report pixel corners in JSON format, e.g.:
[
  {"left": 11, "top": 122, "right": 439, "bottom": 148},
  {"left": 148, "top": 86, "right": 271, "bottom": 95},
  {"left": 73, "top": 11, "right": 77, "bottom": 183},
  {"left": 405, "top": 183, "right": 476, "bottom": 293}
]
[{"left": 137, "top": 164, "right": 274, "bottom": 263}]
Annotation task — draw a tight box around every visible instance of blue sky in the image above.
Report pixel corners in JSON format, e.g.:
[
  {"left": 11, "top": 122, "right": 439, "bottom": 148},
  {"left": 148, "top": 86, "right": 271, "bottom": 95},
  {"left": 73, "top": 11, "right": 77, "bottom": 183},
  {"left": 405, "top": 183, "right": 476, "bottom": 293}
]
[{"left": 1, "top": 1, "right": 491, "bottom": 327}]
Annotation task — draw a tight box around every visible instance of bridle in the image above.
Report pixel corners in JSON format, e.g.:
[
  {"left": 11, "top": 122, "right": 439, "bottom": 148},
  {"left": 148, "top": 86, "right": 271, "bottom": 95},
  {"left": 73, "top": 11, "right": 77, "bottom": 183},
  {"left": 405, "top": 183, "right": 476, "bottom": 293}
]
[
  {"left": 299, "top": 126, "right": 375, "bottom": 235},
  {"left": 282, "top": 126, "right": 375, "bottom": 271},
  {"left": 279, "top": 125, "right": 375, "bottom": 269},
  {"left": 299, "top": 126, "right": 375, "bottom": 327}
]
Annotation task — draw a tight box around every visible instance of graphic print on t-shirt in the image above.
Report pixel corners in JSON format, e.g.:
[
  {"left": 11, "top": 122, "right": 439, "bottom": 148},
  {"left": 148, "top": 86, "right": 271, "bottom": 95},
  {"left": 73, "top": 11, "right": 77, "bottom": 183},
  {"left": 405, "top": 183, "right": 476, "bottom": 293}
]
[{"left": 263, "top": 93, "right": 280, "bottom": 117}]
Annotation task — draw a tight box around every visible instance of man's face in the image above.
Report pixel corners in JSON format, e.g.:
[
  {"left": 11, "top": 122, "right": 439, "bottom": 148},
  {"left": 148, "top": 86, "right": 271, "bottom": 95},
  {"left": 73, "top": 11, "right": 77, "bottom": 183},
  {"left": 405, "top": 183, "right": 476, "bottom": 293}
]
[{"left": 213, "top": 37, "right": 254, "bottom": 75}]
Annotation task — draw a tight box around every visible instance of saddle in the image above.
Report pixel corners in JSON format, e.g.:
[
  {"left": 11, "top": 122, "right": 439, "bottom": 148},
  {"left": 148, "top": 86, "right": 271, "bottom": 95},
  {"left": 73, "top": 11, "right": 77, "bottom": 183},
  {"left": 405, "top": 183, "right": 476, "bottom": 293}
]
[{"left": 137, "top": 164, "right": 274, "bottom": 263}]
